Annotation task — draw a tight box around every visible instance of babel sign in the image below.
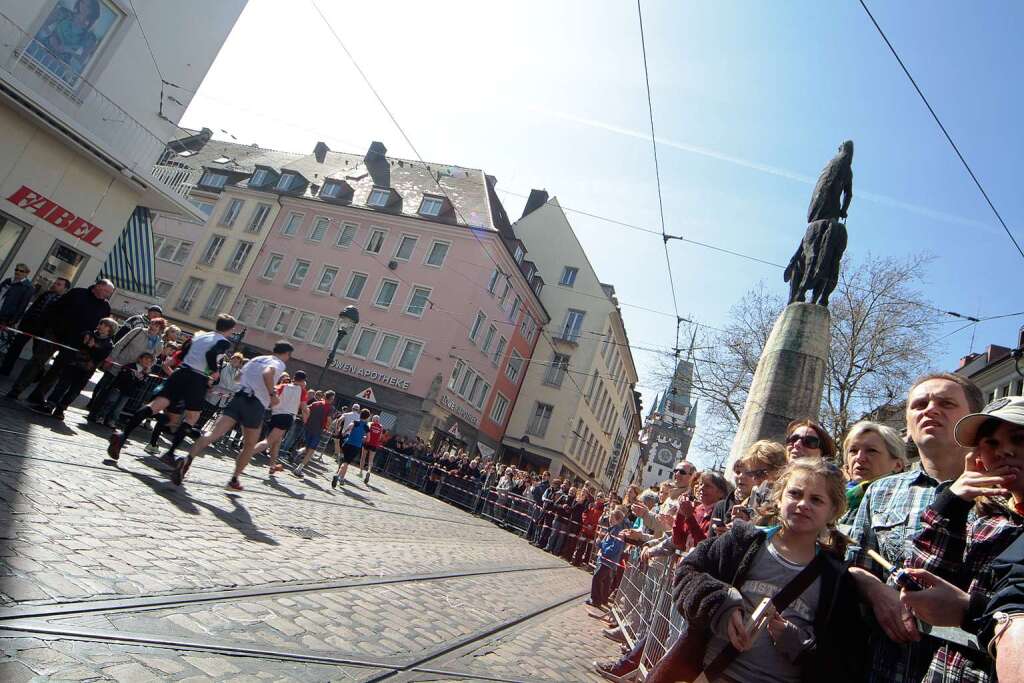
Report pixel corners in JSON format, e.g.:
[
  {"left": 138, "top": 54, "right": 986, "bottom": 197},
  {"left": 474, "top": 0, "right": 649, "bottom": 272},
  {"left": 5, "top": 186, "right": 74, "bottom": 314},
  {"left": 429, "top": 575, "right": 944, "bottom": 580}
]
[{"left": 6, "top": 185, "right": 104, "bottom": 246}]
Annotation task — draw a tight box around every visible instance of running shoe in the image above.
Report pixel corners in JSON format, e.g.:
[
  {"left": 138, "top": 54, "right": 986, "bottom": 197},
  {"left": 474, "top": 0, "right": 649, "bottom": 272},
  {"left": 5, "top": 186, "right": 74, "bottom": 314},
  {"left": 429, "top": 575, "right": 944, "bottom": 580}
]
[
  {"left": 363, "top": 472, "right": 370, "bottom": 485},
  {"left": 144, "top": 443, "right": 160, "bottom": 454},
  {"left": 107, "top": 431, "right": 124, "bottom": 461},
  {"left": 30, "top": 403, "right": 53, "bottom": 416},
  {"left": 52, "top": 408, "right": 64, "bottom": 421},
  {"left": 331, "top": 475, "right": 339, "bottom": 489},
  {"left": 226, "top": 478, "right": 243, "bottom": 492},
  {"left": 294, "top": 464, "right": 304, "bottom": 477},
  {"left": 170, "top": 455, "right": 193, "bottom": 486},
  {"left": 602, "top": 626, "right": 626, "bottom": 644},
  {"left": 593, "top": 655, "right": 638, "bottom": 682}
]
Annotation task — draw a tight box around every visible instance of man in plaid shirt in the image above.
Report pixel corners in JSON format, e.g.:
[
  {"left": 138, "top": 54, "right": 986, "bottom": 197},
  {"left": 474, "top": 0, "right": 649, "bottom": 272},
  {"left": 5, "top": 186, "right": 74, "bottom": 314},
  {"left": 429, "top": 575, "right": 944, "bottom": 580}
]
[{"left": 847, "top": 372, "right": 984, "bottom": 682}]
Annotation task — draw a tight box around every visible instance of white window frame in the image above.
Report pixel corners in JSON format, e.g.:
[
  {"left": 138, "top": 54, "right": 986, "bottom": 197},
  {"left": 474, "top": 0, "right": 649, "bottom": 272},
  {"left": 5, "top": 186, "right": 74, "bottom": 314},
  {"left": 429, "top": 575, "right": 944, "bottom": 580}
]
[
  {"left": 336, "top": 222, "right": 358, "bottom": 248},
  {"left": 344, "top": 271, "right": 368, "bottom": 301},
  {"left": 491, "top": 336, "right": 507, "bottom": 366},
  {"left": 272, "top": 307, "right": 295, "bottom": 336},
  {"left": 486, "top": 269, "right": 501, "bottom": 294},
  {"left": 505, "top": 350, "right": 523, "bottom": 383},
  {"left": 307, "top": 216, "right": 330, "bottom": 242},
  {"left": 367, "top": 188, "right": 391, "bottom": 207},
  {"left": 396, "top": 338, "right": 425, "bottom": 373},
  {"left": 526, "top": 402, "right": 554, "bottom": 437},
  {"left": 352, "top": 328, "right": 378, "bottom": 359},
  {"left": 154, "top": 279, "right": 174, "bottom": 301},
  {"left": 373, "top": 333, "right": 400, "bottom": 366},
  {"left": 474, "top": 382, "right": 491, "bottom": 410},
  {"left": 200, "top": 171, "right": 227, "bottom": 189},
  {"left": 281, "top": 211, "right": 303, "bottom": 237},
  {"left": 448, "top": 359, "right": 465, "bottom": 390},
  {"left": 153, "top": 235, "right": 192, "bottom": 265},
  {"left": 219, "top": 198, "right": 244, "bottom": 227},
  {"left": 292, "top": 311, "right": 316, "bottom": 341},
  {"left": 424, "top": 240, "right": 450, "bottom": 268},
  {"left": 481, "top": 324, "right": 497, "bottom": 354},
  {"left": 199, "top": 235, "right": 225, "bottom": 266},
  {"left": 489, "top": 393, "right": 510, "bottom": 425},
  {"left": 275, "top": 173, "right": 296, "bottom": 191},
  {"left": 404, "top": 286, "right": 431, "bottom": 318},
  {"left": 393, "top": 234, "right": 418, "bottom": 261},
  {"left": 321, "top": 181, "right": 343, "bottom": 199},
  {"left": 365, "top": 227, "right": 387, "bottom": 254},
  {"left": 246, "top": 203, "right": 273, "bottom": 233},
  {"left": 419, "top": 196, "right": 444, "bottom": 217},
  {"left": 513, "top": 244, "right": 525, "bottom": 263},
  {"left": 559, "top": 266, "right": 579, "bottom": 287},
  {"left": 237, "top": 296, "right": 259, "bottom": 324},
  {"left": 561, "top": 309, "right": 585, "bottom": 342},
  {"left": 374, "top": 278, "right": 399, "bottom": 309},
  {"left": 314, "top": 265, "right": 339, "bottom": 294},
  {"left": 543, "top": 353, "right": 570, "bottom": 387},
  {"left": 261, "top": 253, "right": 284, "bottom": 280},
  {"left": 469, "top": 311, "right": 486, "bottom": 344},
  {"left": 250, "top": 169, "right": 269, "bottom": 187},
  {"left": 312, "top": 317, "right": 335, "bottom": 346},
  {"left": 201, "top": 284, "right": 232, "bottom": 320},
  {"left": 287, "top": 259, "right": 311, "bottom": 288},
  {"left": 508, "top": 295, "right": 522, "bottom": 323},
  {"left": 176, "top": 277, "right": 204, "bottom": 313},
  {"left": 255, "top": 301, "right": 277, "bottom": 329},
  {"left": 226, "top": 241, "right": 254, "bottom": 273}
]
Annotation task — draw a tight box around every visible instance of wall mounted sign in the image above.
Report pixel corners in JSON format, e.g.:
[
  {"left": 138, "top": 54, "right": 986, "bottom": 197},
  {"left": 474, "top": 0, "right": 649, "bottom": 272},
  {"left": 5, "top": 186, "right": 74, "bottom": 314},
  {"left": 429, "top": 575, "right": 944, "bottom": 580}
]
[
  {"left": 439, "top": 392, "right": 480, "bottom": 427},
  {"left": 6, "top": 185, "right": 103, "bottom": 246},
  {"left": 329, "top": 359, "right": 411, "bottom": 391},
  {"left": 356, "top": 387, "right": 377, "bottom": 403}
]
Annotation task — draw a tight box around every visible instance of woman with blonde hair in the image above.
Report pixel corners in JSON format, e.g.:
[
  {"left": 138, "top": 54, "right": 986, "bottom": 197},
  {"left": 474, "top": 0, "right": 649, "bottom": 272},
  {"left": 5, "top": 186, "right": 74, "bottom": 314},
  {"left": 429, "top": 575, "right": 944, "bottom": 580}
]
[{"left": 840, "top": 420, "right": 907, "bottom": 525}]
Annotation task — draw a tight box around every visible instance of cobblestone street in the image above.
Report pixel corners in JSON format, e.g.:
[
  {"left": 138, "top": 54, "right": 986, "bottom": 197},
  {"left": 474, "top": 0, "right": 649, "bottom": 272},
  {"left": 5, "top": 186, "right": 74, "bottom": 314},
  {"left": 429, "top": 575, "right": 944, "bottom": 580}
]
[{"left": 0, "top": 397, "right": 619, "bottom": 682}]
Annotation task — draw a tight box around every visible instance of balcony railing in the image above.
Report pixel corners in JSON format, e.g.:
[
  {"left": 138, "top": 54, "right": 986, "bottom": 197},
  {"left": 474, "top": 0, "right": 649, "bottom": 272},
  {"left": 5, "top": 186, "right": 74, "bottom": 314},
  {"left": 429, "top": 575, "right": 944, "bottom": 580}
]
[{"left": 0, "top": 10, "right": 192, "bottom": 204}]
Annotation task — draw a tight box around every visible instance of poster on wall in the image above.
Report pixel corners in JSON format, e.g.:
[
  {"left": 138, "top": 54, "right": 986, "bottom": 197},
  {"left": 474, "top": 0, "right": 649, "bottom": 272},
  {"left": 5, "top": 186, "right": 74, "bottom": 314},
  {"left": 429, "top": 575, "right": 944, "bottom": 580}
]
[{"left": 25, "top": 0, "right": 121, "bottom": 88}]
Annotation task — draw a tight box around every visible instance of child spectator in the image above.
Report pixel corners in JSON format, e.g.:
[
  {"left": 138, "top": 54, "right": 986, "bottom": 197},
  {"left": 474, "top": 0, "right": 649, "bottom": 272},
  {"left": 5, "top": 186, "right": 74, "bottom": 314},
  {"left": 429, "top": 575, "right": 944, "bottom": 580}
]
[
  {"left": 587, "top": 507, "right": 627, "bottom": 610},
  {"left": 88, "top": 351, "right": 154, "bottom": 427}
]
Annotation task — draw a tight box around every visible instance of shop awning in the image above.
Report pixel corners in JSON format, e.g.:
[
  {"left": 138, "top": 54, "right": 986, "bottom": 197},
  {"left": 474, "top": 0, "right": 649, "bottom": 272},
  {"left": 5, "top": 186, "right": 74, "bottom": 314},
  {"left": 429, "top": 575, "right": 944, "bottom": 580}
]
[{"left": 100, "top": 207, "right": 156, "bottom": 297}]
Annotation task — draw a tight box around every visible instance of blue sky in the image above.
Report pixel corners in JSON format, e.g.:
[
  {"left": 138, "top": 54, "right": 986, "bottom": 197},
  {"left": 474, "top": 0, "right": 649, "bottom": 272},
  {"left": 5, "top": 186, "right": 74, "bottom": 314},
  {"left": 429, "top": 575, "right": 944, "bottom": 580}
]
[{"left": 180, "top": 0, "right": 1024, "bottom": 465}]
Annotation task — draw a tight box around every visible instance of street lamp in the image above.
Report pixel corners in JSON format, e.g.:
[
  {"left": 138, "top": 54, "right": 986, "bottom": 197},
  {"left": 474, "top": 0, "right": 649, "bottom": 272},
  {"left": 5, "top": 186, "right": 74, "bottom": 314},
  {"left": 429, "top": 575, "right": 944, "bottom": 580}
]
[{"left": 320, "top": 306, "right": 359, "bottom": 385}]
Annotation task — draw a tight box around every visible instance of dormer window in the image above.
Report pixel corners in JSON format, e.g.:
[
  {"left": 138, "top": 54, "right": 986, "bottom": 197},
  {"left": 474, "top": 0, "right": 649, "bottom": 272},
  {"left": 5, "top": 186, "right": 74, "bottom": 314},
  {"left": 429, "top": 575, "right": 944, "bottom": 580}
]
[
  {"left": 419, "top": 196, "right": 444, "bottom": 217},
  {"left": 524, "top": 264, "right": 536, "bottom": 281},
  {"left": 275, "top": 173, "right": 295, "bottom": 191},
  {"left": 368, "top": 188, "right": 391, "bottom": 208},
  {"left": 199, "top": 171, "right": 227, "bottom": 189},
  {"left": 250, "top": 169, "right": 270, "bottom": 187},
  {"left": 513, "top": 245, "right": 525, "bottom": 264}
]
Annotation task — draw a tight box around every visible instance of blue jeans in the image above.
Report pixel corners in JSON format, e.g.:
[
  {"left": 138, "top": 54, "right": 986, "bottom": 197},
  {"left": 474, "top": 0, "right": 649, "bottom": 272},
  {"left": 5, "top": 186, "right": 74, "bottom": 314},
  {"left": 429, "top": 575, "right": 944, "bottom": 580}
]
[{"left": 91, "top": 387, "right": 131, "bottom": 423}]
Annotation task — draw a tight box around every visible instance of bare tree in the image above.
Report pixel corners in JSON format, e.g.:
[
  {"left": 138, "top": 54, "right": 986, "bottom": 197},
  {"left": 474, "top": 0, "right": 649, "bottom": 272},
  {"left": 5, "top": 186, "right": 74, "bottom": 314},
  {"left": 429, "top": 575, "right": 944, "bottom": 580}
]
[{"left": 662, "top": 252, "right": 940, "bottom": 462}]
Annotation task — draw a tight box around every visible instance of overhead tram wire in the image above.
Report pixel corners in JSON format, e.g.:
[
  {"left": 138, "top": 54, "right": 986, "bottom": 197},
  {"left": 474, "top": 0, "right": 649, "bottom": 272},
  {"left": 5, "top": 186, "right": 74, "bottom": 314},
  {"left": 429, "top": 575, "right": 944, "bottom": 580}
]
[{"left": 858, "top": 0, "right": 1024, "bottom": 262}]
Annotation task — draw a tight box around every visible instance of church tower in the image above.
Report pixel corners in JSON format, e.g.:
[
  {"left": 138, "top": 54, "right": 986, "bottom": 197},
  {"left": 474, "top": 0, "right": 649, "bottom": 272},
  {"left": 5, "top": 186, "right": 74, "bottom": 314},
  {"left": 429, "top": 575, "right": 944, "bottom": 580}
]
[{"left": 637, "top": 358, "right": 697, "bottom": 488}]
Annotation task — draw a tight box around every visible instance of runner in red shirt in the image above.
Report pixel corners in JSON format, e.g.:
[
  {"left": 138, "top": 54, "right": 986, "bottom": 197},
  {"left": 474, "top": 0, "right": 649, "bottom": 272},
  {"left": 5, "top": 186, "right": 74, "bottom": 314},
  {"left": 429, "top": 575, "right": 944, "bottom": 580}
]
[{"left": 361, "top": 414, "right": 384, "bottom": 485}]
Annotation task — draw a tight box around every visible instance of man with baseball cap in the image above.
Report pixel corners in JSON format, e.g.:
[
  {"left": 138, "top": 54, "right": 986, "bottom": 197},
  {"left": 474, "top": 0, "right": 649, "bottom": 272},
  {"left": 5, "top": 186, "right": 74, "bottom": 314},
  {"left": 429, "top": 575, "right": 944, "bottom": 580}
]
[{"left": 898, "top": 396, "right": 1024, "bottom": 683}]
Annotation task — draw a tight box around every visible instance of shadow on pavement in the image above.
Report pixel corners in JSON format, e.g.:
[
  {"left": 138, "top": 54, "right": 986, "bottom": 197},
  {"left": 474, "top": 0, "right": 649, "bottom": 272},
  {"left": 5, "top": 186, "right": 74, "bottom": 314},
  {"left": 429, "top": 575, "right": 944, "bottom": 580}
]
[
  {"left": 122, "top": 468, "right": 200, "bottom": 515},
  {"left": 261, "top": 475, "right": 306, "bottom": 499}
]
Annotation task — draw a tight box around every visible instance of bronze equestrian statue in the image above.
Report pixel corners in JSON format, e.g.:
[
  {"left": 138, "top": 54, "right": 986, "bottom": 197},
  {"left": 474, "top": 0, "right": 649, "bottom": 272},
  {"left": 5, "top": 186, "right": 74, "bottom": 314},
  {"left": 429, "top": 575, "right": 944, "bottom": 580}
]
[{"left": 785, "top": 140, "right": 853, "bottom": 306}]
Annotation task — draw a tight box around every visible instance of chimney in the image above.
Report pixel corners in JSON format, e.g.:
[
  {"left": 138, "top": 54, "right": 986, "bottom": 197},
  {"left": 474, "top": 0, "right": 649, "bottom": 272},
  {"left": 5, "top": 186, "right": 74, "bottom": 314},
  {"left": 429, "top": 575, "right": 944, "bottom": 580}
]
[
  {"left": 313, "top": 141, "right": 329, "bottom": 163},
  {"left": 364, "top": 141, "right": 387, "bottom": 163},
  {"left": 520, "top": 189, "right": 549, "bottom": 219},
  {"left": 364, "top": 141, "right": 390, "bottom": 188}
]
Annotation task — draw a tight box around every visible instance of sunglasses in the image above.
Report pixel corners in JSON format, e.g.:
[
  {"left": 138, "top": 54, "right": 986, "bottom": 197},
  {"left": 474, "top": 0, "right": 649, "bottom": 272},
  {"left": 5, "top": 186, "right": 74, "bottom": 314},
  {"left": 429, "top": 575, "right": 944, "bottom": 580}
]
[
  {"left": 786, "top": 433, "right": 821, "bottom": 449},
  {"left": 14, "top": 268, "right": 28, "bottom": 273}
]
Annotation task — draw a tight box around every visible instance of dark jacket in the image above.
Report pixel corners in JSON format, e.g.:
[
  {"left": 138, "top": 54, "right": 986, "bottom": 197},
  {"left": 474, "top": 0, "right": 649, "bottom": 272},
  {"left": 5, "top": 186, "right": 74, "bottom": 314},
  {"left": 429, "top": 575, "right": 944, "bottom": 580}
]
[
  {"left": 0, "top": 277, "right": 34, "bottom": 322},
  {"left": 112, "top": 361, "right": 149, "bottom": 392},
  {"left": 71, "top": 332, "right": 113, "bottom": 372},
  {"left": 979, "top": 527, "right": 1024, "bottom": 651},
  {"left": 530, "top": 480, "right": 549, "bottom": 505},
  {"left": 44, "top": 285, "right": 111, "bottom": 345},
  {"left": 17, "top": 290, "right": 62, "bottom": 333},
  {"left": 672, "top": 521, "right": 867, "bottom": 683}
]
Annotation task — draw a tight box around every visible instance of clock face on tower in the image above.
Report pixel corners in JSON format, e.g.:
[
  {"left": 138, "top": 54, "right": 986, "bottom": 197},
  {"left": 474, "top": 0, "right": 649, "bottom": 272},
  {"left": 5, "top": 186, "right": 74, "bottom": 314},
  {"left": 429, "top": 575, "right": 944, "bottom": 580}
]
[{"left": 654, "top": 447, "right": 675, "bottom": 466}]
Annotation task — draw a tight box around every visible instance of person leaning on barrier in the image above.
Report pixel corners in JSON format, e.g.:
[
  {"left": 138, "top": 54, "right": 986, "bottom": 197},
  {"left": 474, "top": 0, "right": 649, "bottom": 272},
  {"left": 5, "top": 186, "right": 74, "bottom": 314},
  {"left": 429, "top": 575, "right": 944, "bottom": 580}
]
[
  {"left": 673, "top": 471, "right": 731, "bottom": 552},
  {"left": 586, "top": 506, "right": 628, "bottom": 611},
  {"left": 898, "top": 396, "right": 1024, "bottom": 683}
]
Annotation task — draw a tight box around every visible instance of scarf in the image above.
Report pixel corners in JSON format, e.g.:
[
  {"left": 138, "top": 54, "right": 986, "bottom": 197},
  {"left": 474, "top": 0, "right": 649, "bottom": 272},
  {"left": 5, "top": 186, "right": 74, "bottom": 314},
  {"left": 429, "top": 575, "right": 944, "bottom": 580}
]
[{"left": 845, "top": 480, "right": 870, "bottom": 516}]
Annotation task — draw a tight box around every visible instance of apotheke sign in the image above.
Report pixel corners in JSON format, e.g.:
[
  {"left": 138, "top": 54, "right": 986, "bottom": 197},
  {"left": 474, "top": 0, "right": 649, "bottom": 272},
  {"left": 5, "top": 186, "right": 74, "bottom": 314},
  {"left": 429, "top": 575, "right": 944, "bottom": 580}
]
[
  {"left": 439, "top": 392, "right": 480, "bottom": 427},
  {"left": 329, "top": 359, "right": 411, "bottom": 391}
]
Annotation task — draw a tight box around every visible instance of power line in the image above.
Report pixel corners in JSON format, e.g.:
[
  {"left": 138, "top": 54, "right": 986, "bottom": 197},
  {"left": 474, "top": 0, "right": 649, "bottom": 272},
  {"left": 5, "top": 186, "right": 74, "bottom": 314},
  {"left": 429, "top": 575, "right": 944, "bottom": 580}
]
[{"left": 858, "top": 0, "right": 1024, "bottom": 262}]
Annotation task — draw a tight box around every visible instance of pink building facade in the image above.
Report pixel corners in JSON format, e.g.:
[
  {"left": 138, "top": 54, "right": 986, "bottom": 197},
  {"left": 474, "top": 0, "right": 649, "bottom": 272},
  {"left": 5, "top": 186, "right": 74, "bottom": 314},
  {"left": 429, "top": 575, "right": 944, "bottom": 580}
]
[{"left": 230, "top": 142, "right": 548, "bottom": 455}]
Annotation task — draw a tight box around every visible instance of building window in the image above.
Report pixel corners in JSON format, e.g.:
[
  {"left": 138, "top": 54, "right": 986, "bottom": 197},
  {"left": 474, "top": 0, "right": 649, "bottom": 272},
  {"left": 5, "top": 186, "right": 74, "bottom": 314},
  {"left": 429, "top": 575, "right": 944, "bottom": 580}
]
[
  {"left": 353, "top": 328, "right": 378, "bottom": 358},
  {"left": 482, "top": 324, "right": 497, "bottom": 353},
  {"left": 366, "top": 228, "right": 386, "bottom": 254},
  {"left": 249, "top": 169, "right": 270, "bottom": 187},
  {"left": 321, "top": 181, "right": 343, "bottom": 199},
  {"left": 486, "top": 269, "right": 501, "bottom": 294},
  {"left": 199, "top": 172, "right": 227, "bottom": 189},
  {"left": 374, "top": 334, "right": 400, "bottom": 365},
  {"left": 490, "top": 393, "right": 510, "bottom": 424},
  {"left": 405, "top": 286, "right": 431, "bottom": 317},
  {"left": 458, "top": 368, "right": 475, "bottom": 398},
  {"left": 336, "top": 223, "right": 358, "bottom": 248},
  {"left": 255, "top": 301, "right": 277, "bottom": 329},
  {"left": 176, "top": 277, "right": 204, "bottom": 313},
  {"left": 559, "top": 266, "right": 579, "bottom": 287},
  {"left": 345, "top": 272, "right": 368, "bottom": 300},
  {"left": 419, "top": 196, "right": 444, "bottom": 216},
  {"left": 272, "top": 308, "right": 294, "bottom": 335},
  {"left": 201, "top": 284, "right": 232, "bottom": 320},
  {"left": 153, "top": 235, "right": 192, "bottom": 265},
  {"left": 544, "top": 353, "right": 570, "bottom": 387},
  {"left": 307, "top": 216, "right": 329, "bottom": 242},
  {"left": 469, "top": 311, "right": 486, "bottom": 343},
  {"left": 448, "top": 359, "right": 465, "bottom": 390},
  {"left": 425, "top": 241, "right": 450, "bottom": 267},
  {"left": 312, "top": 317, "right": 334, "bottom": 346},
  {"left": 287, "top": 260, "right": 311, "bottom": 287},
  {"left": 368, "top": 188, "right": 391, "bottom": 207},
  {"left": 526, "top": 403, "right": 554, "bottom": 437},
  {"left": 262, "top": 253, "right": 284, "bottom": 280},
  {"left": 24, "top": 0, "right": 122, "bottom": 89},
  {"left": 292, "top": 311, "right": 315, "bottom": 340},
  {"left": 506, "top": 350, "right": 523, "bottom": 383},
  {"left": 533, "top": 279, "right": 543, "bottom": 296},
  {"left": 561, "top": 309, "right": 585, "bottom": 342},
  {"left": 281, "top": 212, "right": 303, "bottom": 237},
  {"left": 513, "top": 244, "right": 524, "bottom": 263},
  {"left": 237, "top": 296, "right": 259, "bottom": 323},
  {"left": 468, "top": 376, "right": 485, "bottom": 407},
  {"left": 275, "top": 173, "right": 296, "bottom": 191},
  {"left": 508, "top": 295, "right": 522, "bottom": 323},
  {"left": 189, "top": 199, "right": 215, "bottom": 218},
  {"left": 226, "top": 241, "right": 254, "bottom": 273},
  {"left": 199, "top": 235, "right": 225, "bottom": 266},
  {"left": 397, "top": 340, "right": 424, "bottom": 372},
  {"left": 375, "top": 279, "right": 399, "bottom": 308},
  {"left": 219, "top": 198, "right": 244, "bottom": 227},
  {"left": 520, "top": 315, "right": 537, "bottom": 342},
  {"left": 247, "top": 203, "right": 272, "bottom": 233},
  {"left": 497, "top": 279, "right": 510, "bottom": 309},
  {"left": 314, "top": 266, "right": 338, "bottom": 294},
  {"left": 154, "top": 279, "right": 173, "bottom": 300},
  {"left": 394, "top": 235, "right": 418, "bottom": 261},
  {"left": 491, "top": 337, "right": 507, "bottom": 366}
]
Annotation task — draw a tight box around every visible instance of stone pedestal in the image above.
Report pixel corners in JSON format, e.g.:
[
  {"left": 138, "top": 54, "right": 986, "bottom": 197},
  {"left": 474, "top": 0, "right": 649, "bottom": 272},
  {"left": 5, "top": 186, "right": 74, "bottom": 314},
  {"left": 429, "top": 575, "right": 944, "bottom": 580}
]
[{"left": 727, "top": 303, "right": 830, "bottom": 469}]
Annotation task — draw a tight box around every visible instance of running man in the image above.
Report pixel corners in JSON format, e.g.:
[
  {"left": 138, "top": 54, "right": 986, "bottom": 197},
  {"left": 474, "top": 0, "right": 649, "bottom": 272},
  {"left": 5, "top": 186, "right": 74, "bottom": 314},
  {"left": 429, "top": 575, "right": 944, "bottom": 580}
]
[
  {"left": 333, "top": 408, "right": 370, "bottom": 488},
  {"left": 252, "top": 370, "right": 308, "bottom": 474},
  {"left": 176, "top": 341, "right": 293, "bottom": 490},
  {"left": 107, "top": 315, "right": 236, "bottom": 461},
  {"left": 293, "top": 390, "right": 334, "bottom": 477},
  {"left": 360, "top": 414, "right": 384, "bottom": 485}
]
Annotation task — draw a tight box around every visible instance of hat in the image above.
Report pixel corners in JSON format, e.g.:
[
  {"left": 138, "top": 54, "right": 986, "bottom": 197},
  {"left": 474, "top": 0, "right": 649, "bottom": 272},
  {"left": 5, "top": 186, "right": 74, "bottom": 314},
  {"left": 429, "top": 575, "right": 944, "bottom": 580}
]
[
  {"left": 147, "top": 304, "right": 163, "bottom": 313},
  {"left": 955, "top": 397, "right": 1024, "bottom": 447}
]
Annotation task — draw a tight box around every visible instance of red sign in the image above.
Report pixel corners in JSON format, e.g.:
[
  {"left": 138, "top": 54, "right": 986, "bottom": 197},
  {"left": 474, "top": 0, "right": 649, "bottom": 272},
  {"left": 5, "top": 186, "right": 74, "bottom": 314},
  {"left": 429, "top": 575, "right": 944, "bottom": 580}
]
[{"left": 6, "top": 185, "right": 103, "bottom": 246}]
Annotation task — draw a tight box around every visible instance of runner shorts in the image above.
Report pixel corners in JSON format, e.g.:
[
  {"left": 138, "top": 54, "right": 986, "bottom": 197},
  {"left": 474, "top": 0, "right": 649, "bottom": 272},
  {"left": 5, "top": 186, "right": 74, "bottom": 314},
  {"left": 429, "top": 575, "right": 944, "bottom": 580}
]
[
  {"left": 269, "top": 413, "right": 294, "bottom": 431},
  {"left": 304, "top": 431, "right": 322, "bottom": 450},
  {"left": 157, "top": 368, "right": 210, "bottom": 412},
  {"left": 341, "top": 443, "right": 361, "bottom": 464},
  {"left": 222, "top": 393, "right": 267, "bottom": 430}
]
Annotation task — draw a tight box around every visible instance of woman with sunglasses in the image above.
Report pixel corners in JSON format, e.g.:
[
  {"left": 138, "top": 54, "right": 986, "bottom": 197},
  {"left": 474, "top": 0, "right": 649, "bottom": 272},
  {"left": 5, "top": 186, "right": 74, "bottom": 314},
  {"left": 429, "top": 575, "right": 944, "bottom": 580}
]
[
  {"left": 742, "top": 440, "right": 790, "bottom": 521},
  {"left": 840, "top": 421, "right": 907, "bottom": 526},
  {"left": 785, "top": 418, "right": 837, "bottom": 461}
]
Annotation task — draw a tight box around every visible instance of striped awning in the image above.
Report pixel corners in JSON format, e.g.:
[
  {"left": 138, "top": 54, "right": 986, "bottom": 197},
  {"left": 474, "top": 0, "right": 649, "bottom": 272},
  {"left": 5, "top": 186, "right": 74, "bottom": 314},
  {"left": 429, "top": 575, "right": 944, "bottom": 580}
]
[{"left": 100, "top": 207, "right": 156, "bottom": 297}]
